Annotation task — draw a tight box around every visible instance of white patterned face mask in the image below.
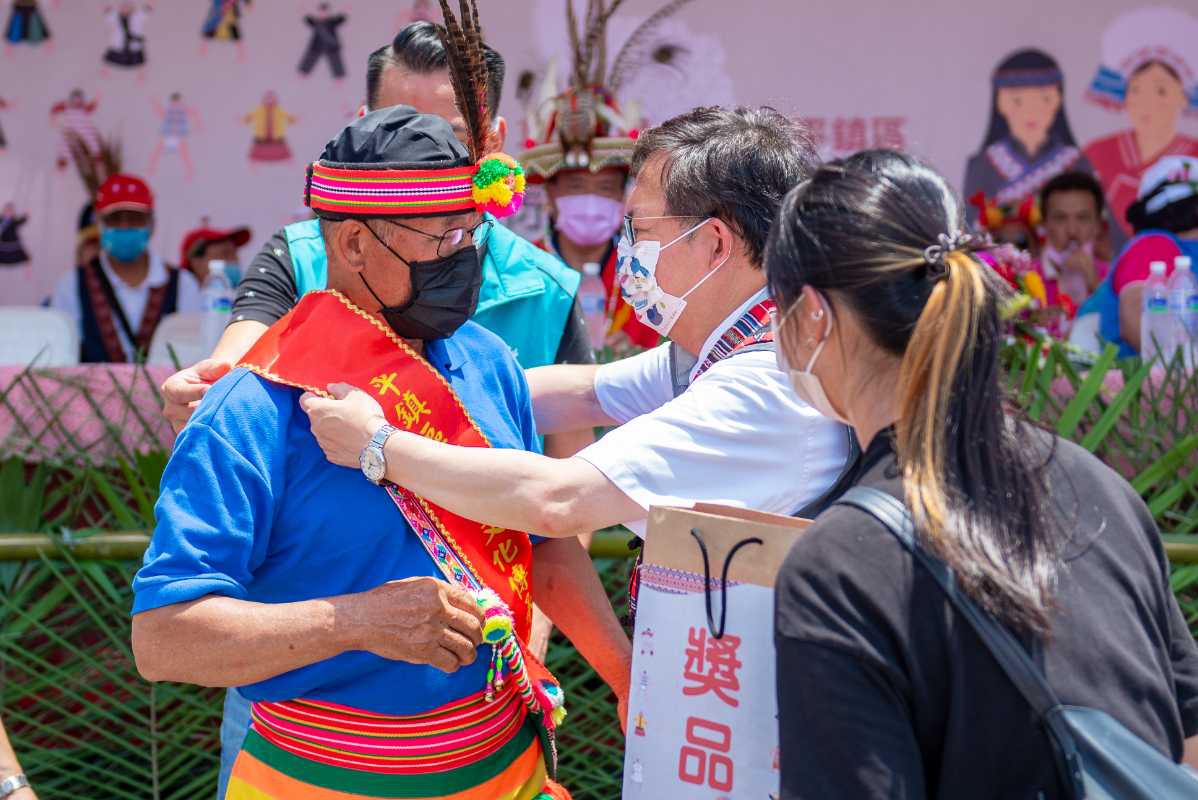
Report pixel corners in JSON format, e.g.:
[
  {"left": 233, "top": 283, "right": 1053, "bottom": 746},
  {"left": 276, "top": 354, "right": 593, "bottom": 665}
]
[{"left": 615, "top": 218, "right": 726, "bottom": 337}]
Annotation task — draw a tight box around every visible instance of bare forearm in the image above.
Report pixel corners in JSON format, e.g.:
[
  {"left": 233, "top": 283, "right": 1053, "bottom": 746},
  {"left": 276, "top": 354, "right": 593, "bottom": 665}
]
[
  {"left": 0, "top": 716, "right": 26, "bottom": 781},
  {"left": 527, "top": 365, "right": 615, "bottom": 435},
  {"left": 532, "top": 538, "right": 631, "bottom": 697},
  {"left": 212, "top": 319, "right": 269, "bottom": 365},
  {"left": 132, "top": 594, "right": 348, "bottom": 686},
  {"left": 384, "top": 434, "right": 588, "bottom": 535}
]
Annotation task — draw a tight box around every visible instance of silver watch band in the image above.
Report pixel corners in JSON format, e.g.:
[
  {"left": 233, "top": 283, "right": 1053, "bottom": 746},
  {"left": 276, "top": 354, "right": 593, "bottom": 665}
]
[{"left": 0, "top": 774, "right": 30, "bottom": 798}]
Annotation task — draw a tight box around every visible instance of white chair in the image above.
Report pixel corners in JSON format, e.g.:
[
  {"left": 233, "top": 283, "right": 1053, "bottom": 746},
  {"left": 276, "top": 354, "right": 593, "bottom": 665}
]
[
  {"left": 1068, "top": 313, "right": 1103, "bottom": 355},
  {"left": 0, "top": 307, "right": 79, "bottom": 366},
  {"left": 147, "top": 312, "right": 212, "bottom": 368}
]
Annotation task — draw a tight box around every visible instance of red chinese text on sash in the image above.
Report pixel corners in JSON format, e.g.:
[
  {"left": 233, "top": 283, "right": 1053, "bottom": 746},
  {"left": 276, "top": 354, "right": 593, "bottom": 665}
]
[{"left": 237, "top": 290, "right": 556, "bottom": 687}]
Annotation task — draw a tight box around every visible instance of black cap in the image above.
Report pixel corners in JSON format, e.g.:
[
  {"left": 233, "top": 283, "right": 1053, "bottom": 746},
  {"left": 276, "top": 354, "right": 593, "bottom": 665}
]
[{"left": 317, "top": 104, "right": 470, "bottom": 170}]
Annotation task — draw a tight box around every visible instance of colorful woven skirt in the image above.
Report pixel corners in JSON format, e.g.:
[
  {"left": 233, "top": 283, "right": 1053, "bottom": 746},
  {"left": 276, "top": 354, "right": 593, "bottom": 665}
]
[{"left": 225, "top": 688, "right": 569, "bottom": 799}]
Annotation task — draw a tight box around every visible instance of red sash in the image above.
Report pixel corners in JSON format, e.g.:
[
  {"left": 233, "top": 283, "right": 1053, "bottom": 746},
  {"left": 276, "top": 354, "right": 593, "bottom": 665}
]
[{"left": 237, "top": 291, "right": 560, "bottom": 724}]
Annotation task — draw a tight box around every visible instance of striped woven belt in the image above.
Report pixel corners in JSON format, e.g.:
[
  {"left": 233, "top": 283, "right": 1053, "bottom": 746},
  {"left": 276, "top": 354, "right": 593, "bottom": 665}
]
[{"left": 250, "top": 686, "right": 528, "bottom": 775}]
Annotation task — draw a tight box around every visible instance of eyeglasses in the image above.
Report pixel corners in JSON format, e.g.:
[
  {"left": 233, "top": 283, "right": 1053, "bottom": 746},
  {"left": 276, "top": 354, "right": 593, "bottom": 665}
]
[
  {"left": 622, "top": 214, "right": 706, "bottom": 245},
  {"left": 381, "top": 218, "right": 493, "bottom": 258}
]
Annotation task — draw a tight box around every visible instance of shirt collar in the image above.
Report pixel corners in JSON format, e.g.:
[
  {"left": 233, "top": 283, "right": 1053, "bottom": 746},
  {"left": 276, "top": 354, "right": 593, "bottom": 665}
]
[
  {"left": 423, "top": 328, "right": 468, "bottom": 373},
  {"left": 692, "top": 286, "right": 771, "bottom": 369},
  {"left": 99, "top": 251, "right": 167, "bottom": 290}
]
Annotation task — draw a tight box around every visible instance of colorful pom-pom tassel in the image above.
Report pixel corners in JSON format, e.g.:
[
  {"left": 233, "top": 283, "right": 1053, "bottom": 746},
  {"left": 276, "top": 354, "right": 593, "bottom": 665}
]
[
  {"left": 472, "top": 153, "right": 527, "bottom": 219},
  {"left": 476, "top": 588, "right": 513, "bottom": 644}
]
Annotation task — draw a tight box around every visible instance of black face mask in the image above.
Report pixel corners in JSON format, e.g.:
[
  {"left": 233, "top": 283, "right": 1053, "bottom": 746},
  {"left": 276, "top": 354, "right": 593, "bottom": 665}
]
[{"left": 359, "top": 223, "right": 483, "bottom": 341}]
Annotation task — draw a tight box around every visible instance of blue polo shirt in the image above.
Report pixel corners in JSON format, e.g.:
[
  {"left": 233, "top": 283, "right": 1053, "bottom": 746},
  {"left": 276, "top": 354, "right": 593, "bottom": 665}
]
[{"left": 132, "top": 320, "right": 540, "bottom": 715}]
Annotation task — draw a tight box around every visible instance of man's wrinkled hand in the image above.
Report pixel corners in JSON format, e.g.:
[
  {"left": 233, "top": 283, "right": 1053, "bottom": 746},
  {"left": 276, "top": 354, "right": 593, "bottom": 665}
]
[
  {"left": 299, "top": 383, "right": 387, "bottom": 469},
  {"left": 161, "top": 358, "right": 231, "bottom": 434},
  {"left": 339, "top": 577, "right": 485, "bottom": 673}
]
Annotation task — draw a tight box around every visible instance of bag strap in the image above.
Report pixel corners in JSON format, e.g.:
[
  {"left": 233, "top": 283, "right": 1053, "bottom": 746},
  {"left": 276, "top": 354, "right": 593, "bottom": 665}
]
[{"left": 835, "top": 485, "right": 1086, "bottom": 793}]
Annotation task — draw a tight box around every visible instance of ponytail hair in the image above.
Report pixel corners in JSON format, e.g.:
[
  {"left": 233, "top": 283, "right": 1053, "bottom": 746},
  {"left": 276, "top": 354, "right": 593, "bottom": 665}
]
[{"left": 766, "top": 150, "right": 1061, "bottom": 635}]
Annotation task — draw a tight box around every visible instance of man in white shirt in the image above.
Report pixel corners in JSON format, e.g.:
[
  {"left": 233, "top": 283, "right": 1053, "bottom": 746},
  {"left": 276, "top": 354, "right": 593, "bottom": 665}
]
[
  {"left": 48, "top": 173, "right": 202, "bottom": 362},
  {"left": 302, "top": 105, "right": 849, "bottom": 542}
]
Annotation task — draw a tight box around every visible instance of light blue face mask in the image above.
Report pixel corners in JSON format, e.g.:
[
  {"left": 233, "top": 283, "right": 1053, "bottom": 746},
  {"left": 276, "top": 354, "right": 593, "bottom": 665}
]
[{"left": 100, "top": 226, "right": 151, "bottom": 262}]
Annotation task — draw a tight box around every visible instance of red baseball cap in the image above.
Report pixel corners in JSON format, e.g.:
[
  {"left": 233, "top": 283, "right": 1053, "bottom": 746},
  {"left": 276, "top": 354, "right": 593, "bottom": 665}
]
[
  {"left": 180, "top": 226, "right": 253, "bottom": 270},
  {"left": 96, "top": 174, "right": 154, "bottom": 215}
]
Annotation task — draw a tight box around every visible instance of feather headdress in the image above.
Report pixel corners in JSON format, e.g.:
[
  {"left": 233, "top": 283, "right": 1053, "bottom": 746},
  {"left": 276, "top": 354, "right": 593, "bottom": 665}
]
[
  {"left": 520, "top": 0, "right": 695, "bottom": 181},
  {"left": 437, "top": 0, "right": 526, "bottom": 217}
]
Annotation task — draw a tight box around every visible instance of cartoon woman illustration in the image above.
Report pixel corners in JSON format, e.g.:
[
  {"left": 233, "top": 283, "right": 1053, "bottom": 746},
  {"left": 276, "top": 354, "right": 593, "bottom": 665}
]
[
  {"left": 102, "top": 2, "right": 150, "bottom": 69},
  {"left": 0, "top": 203, "right": 30, "bottom": 267},
  {"left": 241, "top": 91, "right": 297, "bottom": 164},
  {"left": 148, "top": 92, "right": 201, "bottom": 178},
  {"left": 964, "top": 49, "right": 1092, "bottom": 208},
  {"left": 1083, "top": 7, "right": 1198, "bottom": 240},
  {"left": 5, "top": 0, "right": 51, "bottom": 46},
  {"left": 201, "top": 0, "right": 250, "bottom": 58}
]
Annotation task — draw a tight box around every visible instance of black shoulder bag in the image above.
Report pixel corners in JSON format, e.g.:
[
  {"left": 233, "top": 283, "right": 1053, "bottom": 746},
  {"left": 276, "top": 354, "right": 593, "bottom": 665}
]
[{"left": 836, "top": 485, "right": 1198, "bottom": 799}]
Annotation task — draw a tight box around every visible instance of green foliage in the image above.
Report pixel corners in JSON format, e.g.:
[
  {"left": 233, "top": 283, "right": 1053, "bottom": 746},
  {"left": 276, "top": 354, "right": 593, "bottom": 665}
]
[{"left": 2, "top": 348, "right": 1197, "bottom": 797}]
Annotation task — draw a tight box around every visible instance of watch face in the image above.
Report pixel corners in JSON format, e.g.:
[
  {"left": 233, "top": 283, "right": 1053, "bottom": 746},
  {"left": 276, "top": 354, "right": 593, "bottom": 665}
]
[{"left": 361, "top": 447, "right": 385, "bottom": 483}]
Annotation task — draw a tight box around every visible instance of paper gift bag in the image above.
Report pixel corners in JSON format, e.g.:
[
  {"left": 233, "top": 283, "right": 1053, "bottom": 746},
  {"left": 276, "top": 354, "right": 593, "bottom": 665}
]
[{"left": 623, "top": 504, "right": 808, "bottom": 799}]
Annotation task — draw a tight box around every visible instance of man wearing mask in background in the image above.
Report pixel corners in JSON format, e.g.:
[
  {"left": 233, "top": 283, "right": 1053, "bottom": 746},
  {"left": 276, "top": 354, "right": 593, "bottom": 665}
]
[
  {"left": 1038, "top": 171, "right": 1111, "bottom": 305},
  {"left": 521, "top": 59, "right": 661, "bottom": 353},
  {"left": 49, "top": 174, "right": 203, "bottom": 363},
  {"left": 161, "top": 22, "right": 594, "bottom": 466},
  {"left": 179, "top": 223, "right": 253, "bottom": 287}
]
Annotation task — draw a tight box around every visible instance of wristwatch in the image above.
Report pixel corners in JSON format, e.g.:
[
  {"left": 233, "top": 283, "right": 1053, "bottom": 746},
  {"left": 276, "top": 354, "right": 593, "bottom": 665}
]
[
  {"left": 0, "top": 774, "right": 30, "bottom": 799},
  {"left": 359, "top": 422, "right": 398, "bottom": 485}
]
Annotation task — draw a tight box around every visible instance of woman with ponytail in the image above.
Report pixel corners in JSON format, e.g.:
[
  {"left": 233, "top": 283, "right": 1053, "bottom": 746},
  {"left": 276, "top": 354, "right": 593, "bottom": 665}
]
[{"left": 769, "top": 150, "right": 1198, "bottom": 797}]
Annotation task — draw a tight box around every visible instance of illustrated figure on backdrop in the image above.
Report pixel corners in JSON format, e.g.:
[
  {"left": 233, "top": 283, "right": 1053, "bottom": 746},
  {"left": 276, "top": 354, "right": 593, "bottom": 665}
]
[
  {"left": 50, "top": 89, "right": 100, "bottom": 170},
  {"left": 148, "top": 92, "right": 201, "bottom": 178},
  {"left": 297, "top": 2, "right": 347, "bottom": 80},
  {"left": 0, "top": 97, "right": 11, "bottom": 150},
  {"left": 5, "top": 0, "right": 51, "bottom": 45},
  {"left": 102, "top": 2, "right": 150, "bottom": 69},
  {"left": 201, "top": 0, "right": 249, "bottom": 58},
  {"left": 241, "top": 91, "right": 296, "bottom": 163},
  {"left": 1083, "top": 6, "right": 1198, "bottom": 242},
  {"left": 0, "top": 203, "right": 30, "bottom": 267},
  {"left": 399, "top": 0, "right": 434, "bottom": 25},
  {"left": 964, "top": 49, "right": 1092, "bottom": 208}
]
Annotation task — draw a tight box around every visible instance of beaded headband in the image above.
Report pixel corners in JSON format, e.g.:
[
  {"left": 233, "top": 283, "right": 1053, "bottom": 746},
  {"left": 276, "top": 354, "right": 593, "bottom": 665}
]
[{"left": 305, "top": 154, "right": 525, "bottom": 219}]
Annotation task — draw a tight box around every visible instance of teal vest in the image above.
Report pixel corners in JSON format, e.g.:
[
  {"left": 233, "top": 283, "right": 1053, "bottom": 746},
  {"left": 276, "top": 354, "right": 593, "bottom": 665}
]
[{"left": 282, "top": 218, "right": 579, "bottom": 369}]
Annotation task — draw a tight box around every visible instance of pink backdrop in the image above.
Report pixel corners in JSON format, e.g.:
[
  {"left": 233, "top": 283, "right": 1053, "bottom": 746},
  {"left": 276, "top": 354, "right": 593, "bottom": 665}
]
[{"left": 1, "top": 0, "right": 1195, "bottom": 306}]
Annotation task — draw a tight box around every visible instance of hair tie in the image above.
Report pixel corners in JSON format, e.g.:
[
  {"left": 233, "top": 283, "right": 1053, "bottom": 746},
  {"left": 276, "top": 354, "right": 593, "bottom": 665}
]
[{"left": 923, "top": 231, "right": 973, "bottom": 278}]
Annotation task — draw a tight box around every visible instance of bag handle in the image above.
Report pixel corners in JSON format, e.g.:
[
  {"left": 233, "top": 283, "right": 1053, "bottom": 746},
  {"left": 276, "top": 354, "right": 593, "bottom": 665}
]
[
  {"left": 836, "top": 486, "right": 1086, "bottom": 795},
  {"left": 688, "top": 526, "right": 761, "bottom": 639}
]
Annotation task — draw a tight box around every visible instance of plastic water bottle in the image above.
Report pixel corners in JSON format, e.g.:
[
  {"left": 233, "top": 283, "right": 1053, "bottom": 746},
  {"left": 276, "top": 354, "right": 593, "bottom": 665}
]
[
  {"left": 1167, "top": 255, "right": 1197, "bottom": 368},
  {"left": 1141, "top": 261, "right": 1175, "bottom": 363},
  {"left": 201, "top": 266, "right": 233, "bottom": 351},
  {"left": 578, "top": 261, "right": 608, "bottom": 351}
]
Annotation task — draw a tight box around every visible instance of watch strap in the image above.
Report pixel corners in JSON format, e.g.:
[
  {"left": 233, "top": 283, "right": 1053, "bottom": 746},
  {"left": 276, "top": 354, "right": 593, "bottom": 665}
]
[{"left": 0, "top": 774, "right": 30, "bottom": 798}]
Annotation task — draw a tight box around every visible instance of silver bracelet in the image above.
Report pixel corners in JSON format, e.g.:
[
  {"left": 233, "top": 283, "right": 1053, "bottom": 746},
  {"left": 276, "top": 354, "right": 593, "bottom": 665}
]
[{"left": 0, "top": 774, "right": 29, "bottom": 799}]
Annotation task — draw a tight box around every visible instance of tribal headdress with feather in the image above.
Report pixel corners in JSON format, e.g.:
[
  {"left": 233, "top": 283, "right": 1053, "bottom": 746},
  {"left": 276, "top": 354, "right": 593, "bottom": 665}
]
[
  {"left": 303, "top": 1, "right": 526, "bottom": 221},
  {"left": 519, "top": 0, "right": 695, "bottom": 181}
]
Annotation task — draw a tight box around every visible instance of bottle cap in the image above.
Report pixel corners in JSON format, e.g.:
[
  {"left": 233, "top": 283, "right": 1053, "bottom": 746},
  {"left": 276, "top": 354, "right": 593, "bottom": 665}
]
[
  {"left": 1176, "top": 256, "right": 1193, "bottom": 271},
  {"left": 583, "top": 261, "right": 601, "bottom": 277},
  {"left": 1150, "top": 260, "right": 1167, "bottom": 275}
]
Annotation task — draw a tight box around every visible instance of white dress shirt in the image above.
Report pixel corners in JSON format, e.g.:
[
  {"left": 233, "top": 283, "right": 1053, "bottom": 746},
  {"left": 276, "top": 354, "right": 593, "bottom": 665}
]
[
  {"left": 50, "top": 252, "right": 204, "bottom": 361},
  {"left": 578, "top": 289, "right": 849, "bottom": 538}
]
